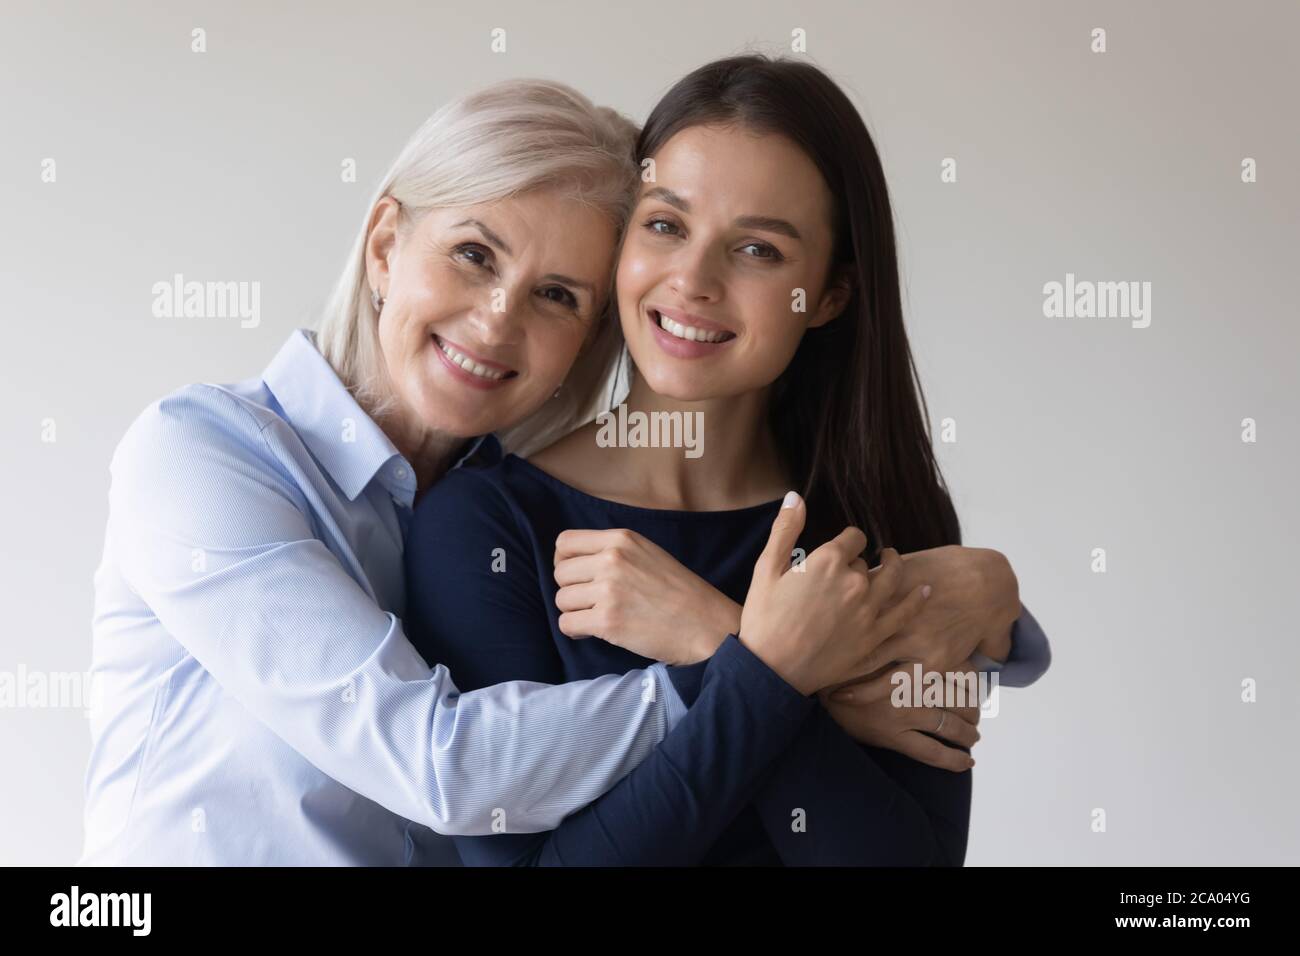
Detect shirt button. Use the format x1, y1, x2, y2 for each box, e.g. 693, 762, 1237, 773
394, 466, 409, 480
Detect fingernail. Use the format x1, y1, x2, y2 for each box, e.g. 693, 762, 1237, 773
781, 490, 800, 509
921, 584, 932, 599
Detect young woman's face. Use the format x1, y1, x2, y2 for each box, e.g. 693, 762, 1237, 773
616, 124, 848, 402
367, 188, 617, 438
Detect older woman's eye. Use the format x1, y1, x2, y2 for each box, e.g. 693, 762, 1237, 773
453, 243, 493, 269
538, 286, 579, 311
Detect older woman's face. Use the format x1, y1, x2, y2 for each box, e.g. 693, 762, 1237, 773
366, 188, 617, 438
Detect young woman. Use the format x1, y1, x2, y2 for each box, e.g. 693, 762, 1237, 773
403, 55, 1045, 865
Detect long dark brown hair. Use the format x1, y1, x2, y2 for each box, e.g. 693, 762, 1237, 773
637, 54, 961, 557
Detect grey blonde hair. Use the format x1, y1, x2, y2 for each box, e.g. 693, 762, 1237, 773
317, 79, 639, 455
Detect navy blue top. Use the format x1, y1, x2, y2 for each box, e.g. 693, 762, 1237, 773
404, 437, 972, 865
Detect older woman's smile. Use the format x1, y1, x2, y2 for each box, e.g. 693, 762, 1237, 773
431, 333, 518, 388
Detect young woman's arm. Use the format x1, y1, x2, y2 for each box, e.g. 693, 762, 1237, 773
549, 529, 1049, 792
758, 713, 972, 865
664, 673, 973, 865
554, 535, 1051, 689
403, 468, 817, 865
406, 469, 945, 865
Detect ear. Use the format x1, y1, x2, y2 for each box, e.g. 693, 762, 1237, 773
807, 265, 854, 330
364, 197, 402, 301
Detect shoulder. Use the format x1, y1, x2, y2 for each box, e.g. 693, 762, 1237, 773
523, 420, 604, 492
108, 382, 307, 532
114, 381, 280, 475
408, 458, 540, 562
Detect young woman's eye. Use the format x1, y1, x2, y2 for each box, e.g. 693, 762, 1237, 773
738, 241, 783, 261
538, 285, 579, 311
453, 243, 493, 269
644, 217, 682, 237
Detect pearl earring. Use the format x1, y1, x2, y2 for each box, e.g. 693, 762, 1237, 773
370, 288, 384, 311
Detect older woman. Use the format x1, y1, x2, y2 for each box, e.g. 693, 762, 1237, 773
80, 78, 1047, 866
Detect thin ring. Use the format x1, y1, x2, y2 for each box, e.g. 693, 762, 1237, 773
934, 710, 947, 735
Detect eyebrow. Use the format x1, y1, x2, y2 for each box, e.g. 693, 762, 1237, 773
733, 215, 802, 240
641, 187, 802, 240
643, 187, 690, 212
540, 273, 594, 297
454, 218, 513, 256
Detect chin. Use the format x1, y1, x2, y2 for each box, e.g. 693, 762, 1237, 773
404, 393, 480, 439
639, 369, 721, 404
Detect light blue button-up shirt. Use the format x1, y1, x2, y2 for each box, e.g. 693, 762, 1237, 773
80, 329, 690, 865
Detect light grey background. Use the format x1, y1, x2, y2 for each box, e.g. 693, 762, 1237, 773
2, 0, 1296, 865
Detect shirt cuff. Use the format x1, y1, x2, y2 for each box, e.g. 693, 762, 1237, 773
704, 634, 813, 724
651, 662, 691, 730
664, 658, 708, 714
989, 604, 1051, 688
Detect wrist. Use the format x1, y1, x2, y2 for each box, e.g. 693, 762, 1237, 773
735, 628, 811, 696
697, 594, 740, 662
976, 621, 1014, 663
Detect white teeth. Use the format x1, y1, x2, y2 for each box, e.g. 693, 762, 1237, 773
437, 339, 508, 380
656, 312, 731, 344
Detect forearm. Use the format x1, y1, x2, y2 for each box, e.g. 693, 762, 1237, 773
452, 636, 814, 865
139, 573, 684, 836
751, 708, 971, 865
670, 656, 971, 866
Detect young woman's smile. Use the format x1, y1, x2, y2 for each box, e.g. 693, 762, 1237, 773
645, 304, 738, 358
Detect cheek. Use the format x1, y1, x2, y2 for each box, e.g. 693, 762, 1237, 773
616, 243, 657, 298
736, 284, 809, 374
526, 323, 587, 387
395, 256, 467, 322
616, 251, 660, 335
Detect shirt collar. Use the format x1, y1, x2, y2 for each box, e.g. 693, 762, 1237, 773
262, 329, 411, 503
452, 433, 502, 471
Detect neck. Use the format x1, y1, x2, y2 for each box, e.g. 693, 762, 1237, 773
612, 371, 789, 510
373, 404, 467, 498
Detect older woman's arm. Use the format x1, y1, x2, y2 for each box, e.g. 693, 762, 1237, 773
106, 384, 712, 836
978, 603, 1051, 688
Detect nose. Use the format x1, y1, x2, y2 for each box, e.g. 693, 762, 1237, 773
667, 241, 724, 303
465, 285, 525, 348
